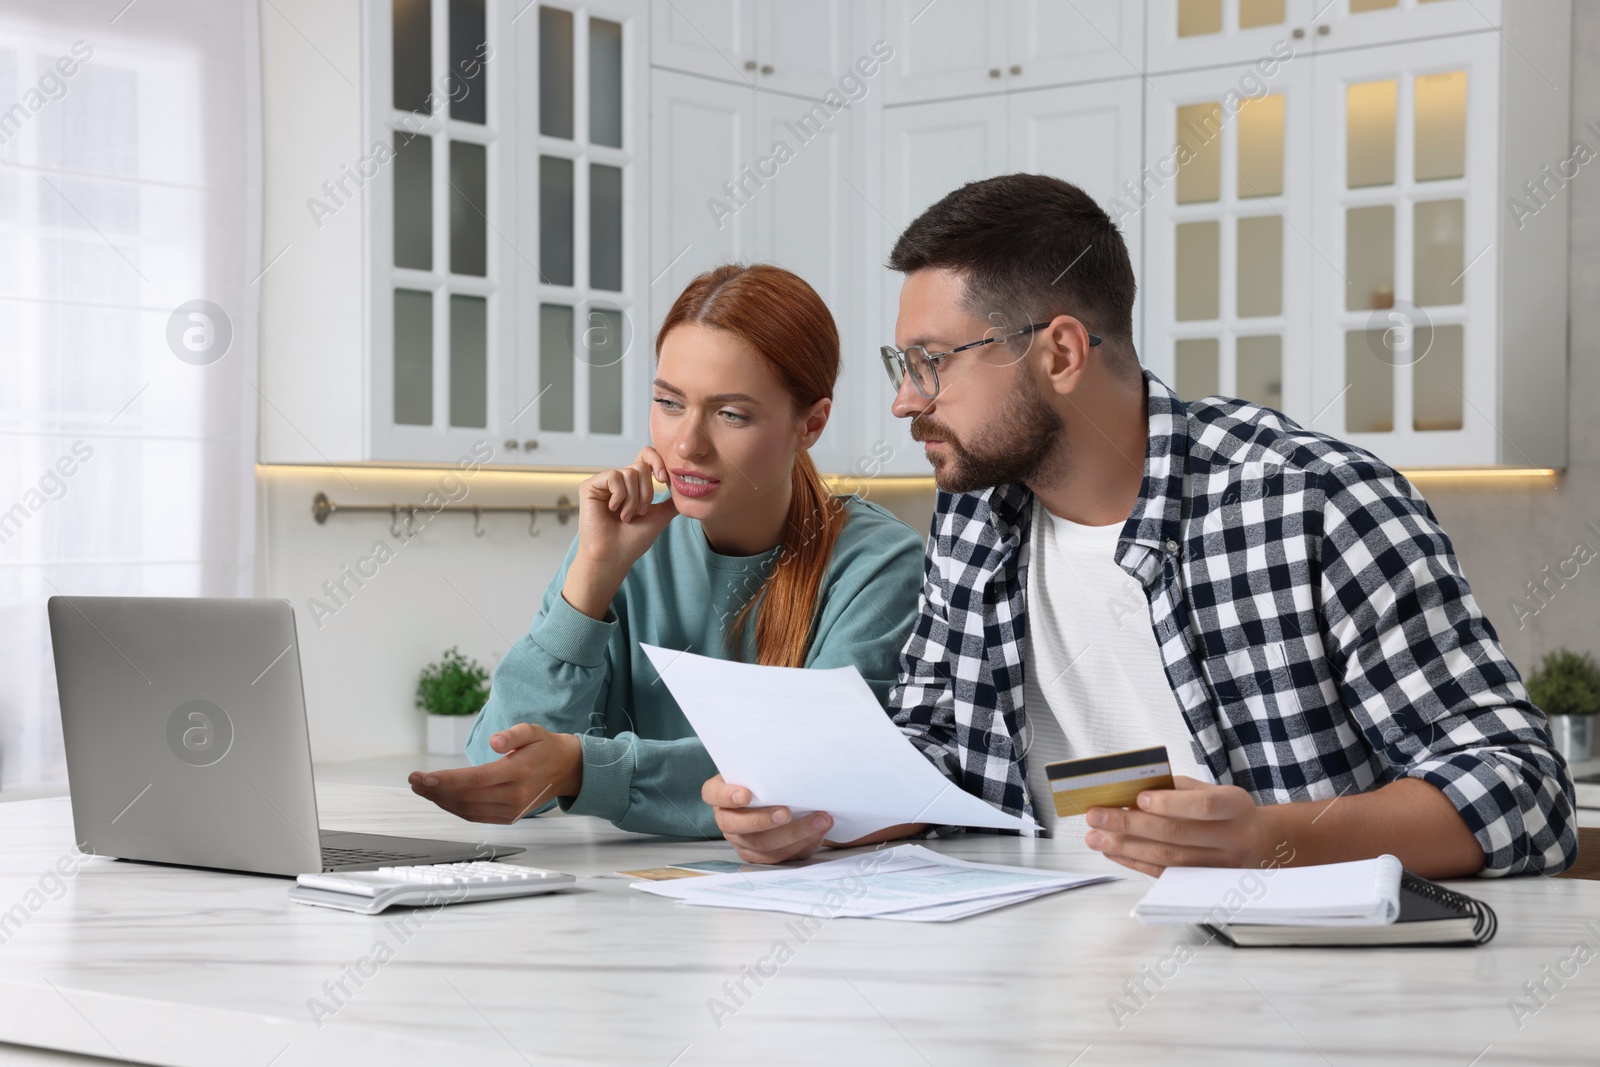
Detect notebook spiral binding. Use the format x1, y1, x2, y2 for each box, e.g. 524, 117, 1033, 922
1401, 871, 1498, 944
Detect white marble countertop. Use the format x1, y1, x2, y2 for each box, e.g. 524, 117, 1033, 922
1, 780, 1598, 1067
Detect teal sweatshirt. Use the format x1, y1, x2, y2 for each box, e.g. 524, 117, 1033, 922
464, 494, 924, 838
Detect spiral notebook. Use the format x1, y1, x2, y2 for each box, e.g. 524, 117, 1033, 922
1132, 855, 1497, 947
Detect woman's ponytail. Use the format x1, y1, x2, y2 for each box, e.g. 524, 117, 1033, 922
729, 450, 846, 667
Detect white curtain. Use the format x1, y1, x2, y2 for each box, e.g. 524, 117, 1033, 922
0, 0, 261, 790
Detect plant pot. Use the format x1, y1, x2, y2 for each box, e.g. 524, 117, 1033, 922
426, 712, 480, 756
1549, 714, 1596, 764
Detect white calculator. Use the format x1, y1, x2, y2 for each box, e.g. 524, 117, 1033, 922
289, 860, 576, 915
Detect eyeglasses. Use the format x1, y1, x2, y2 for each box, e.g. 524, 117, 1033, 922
880, 322, 1102, 401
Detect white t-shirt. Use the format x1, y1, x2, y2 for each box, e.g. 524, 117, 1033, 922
1021, 501, 1213, 835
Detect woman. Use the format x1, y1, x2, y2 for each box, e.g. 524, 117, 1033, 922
409, 264, 924, 839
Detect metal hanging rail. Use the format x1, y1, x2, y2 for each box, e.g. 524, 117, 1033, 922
311, 492, 576, 538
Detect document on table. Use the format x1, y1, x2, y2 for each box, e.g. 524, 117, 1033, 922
631, 844, 1115, 922
640, 644, 1039, 841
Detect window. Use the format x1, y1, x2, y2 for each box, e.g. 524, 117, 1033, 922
0, 7, 258, 791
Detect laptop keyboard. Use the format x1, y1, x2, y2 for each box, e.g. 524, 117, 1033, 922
321, 846, 428, 866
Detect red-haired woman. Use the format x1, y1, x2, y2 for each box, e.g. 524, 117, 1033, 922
411, 265, 923, 847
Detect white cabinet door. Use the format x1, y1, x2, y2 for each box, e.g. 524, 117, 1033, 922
872, 94, 1011, 474
1146, 0, 1313, 75
1007, 0, 1144, 89
1307, 33, 1499, 467
1142, 57, 1315, 426
649, 0, 756, 83
648, 68, 758, 353
1008, 77, 1146, 357
750, 89, 859, 473
753, 0, 850, 100
880, 0, 1009, 104
650, 1, 854, 100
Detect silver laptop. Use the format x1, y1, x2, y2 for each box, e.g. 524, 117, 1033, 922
48, 596, 524, 876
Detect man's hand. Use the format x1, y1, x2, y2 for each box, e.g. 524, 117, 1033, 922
702, 774, 833, 864
1083, 775, 1264, 877
409, 724, 583, 824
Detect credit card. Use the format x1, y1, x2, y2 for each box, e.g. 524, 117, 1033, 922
618, 860, 769, 880
1045, 745, 1174, 818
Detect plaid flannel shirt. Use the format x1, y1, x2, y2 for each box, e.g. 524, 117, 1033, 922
888, 371, 1576, 877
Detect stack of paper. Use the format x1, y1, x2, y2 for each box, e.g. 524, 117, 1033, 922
639, 645, 1040, 840
631, 845, 1115, 923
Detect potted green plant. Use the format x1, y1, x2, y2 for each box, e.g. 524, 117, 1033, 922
1526, 647, 1600, 765
416, 647, 491, 756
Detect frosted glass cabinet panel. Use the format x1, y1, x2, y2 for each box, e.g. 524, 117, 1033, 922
1309, 34, 1496, 466
1345, 79, 1397, 188
589, 18, 625, 146
392, 132, 432, 270
514, 0, 648, 468
367, 0, 507, 462
540, 6, 576, 138
1144, 58, 1313, 424
357, 0, 647, 466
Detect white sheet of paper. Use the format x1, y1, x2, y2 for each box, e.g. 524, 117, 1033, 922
640, 644, 1038, 841
632, 845, 1111, 920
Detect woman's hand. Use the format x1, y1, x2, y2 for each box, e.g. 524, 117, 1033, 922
702, 774, 833, 864
563, 447, 678, 619
408, 724, 583, 823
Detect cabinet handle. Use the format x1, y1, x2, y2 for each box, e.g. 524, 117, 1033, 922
1292, 26, 1304, 38
503, 438, 518, 452
989, 68, 1001, 78
523, 439, 539, 451
760, 63, 773, 75
743, 59, 756, 71
1317, 24, 1329, 35
1009, 64, 1021, 75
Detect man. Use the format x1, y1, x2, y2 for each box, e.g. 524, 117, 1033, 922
705, 172, 1576, 878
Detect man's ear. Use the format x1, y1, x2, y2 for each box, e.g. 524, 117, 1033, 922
797, 397, 831, 451
1040, 315, 1095, 397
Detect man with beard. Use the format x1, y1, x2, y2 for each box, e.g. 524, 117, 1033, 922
703, 173, 1575, 880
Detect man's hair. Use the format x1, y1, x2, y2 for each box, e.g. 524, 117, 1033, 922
887, 173, 1139, 374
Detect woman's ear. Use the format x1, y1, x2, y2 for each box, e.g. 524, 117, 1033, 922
797, 397, 831, 451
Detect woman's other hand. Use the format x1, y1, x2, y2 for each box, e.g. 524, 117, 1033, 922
408, 723, 582, 822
